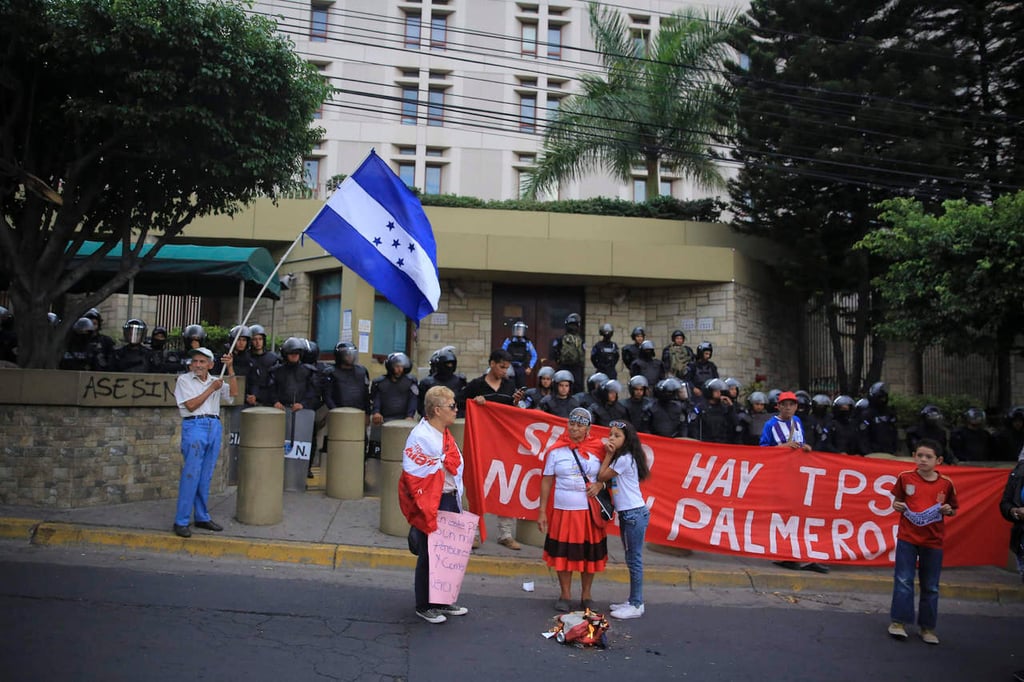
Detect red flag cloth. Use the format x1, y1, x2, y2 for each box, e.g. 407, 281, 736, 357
462, 401, 1010, 566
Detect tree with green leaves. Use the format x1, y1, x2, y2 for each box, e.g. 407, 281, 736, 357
522, 2, 736, 201
0, 0, 331, 368
858, 192, 1024, 409
725, 0, 978, 394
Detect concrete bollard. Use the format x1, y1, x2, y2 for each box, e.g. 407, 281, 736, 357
380, 419, 416, 537
326, 408, 365, 500
236, 407, 285, 525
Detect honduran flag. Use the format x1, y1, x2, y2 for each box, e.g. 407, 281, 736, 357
304, 150, 440, 323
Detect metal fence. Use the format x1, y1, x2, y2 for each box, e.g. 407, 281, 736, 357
155, 294, 204, 333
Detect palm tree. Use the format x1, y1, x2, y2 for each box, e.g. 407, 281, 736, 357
523, 3, 737, 201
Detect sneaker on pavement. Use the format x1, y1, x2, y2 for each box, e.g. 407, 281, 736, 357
920, 629, 940, 645
498, 537, 522, 550
416, 608, 447, 624
609, 601, 630, 611
611, 604, 645, 619
887, 622, 908, 640
434, 604, 468, 616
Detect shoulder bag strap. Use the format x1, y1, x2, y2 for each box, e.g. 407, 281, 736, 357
570, 448, 592, 484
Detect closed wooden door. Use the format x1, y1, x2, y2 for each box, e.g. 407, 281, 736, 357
491, 284, 584, 387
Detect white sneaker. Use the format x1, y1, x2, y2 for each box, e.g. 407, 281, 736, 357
611, 603, 645, 619
609, 601, 630, 611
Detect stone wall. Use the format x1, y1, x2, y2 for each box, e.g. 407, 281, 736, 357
0, 404, 228, 508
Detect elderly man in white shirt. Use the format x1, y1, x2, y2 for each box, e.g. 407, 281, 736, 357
173, 347, 237, 538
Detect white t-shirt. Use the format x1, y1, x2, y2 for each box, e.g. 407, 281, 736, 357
543, 446, 600, 511
609, 452, 645, 512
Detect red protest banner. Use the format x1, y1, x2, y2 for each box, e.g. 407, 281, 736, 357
462, 401, 1010, 567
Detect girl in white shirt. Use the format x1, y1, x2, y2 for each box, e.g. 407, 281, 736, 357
598, 419, 651, 619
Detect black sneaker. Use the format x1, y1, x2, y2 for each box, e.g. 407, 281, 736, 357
434, 604, 468, 616
416, 608, 447, 624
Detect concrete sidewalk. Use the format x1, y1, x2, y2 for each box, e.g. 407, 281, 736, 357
1, 487, 1022, 604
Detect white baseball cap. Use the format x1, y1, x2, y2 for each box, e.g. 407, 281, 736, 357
189, 347, 215, 361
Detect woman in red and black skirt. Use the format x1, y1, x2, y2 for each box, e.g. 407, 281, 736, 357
537, 407, 608, 611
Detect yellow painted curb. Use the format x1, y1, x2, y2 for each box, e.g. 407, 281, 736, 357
751, 571, 892, 595
0, 517, 39, 540
30, 522, 336, 567
691, 569, 752, 589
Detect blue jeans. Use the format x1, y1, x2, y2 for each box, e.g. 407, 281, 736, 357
175, 419, 222, 527
890, 539, 943, 629
618, 505, 650, 607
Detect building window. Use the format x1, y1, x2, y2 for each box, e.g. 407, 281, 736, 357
425, 147, 444, 157
631, 29, 649, 57
373, 299, 409, 355
633, 178, 646, 203
545, 96, 561, 120
303, 158, 321, 190
313, 272, 342, 355
547, 26, 562, 60
311, 5, 328, 42
398, 146, 416, 155
427, 88, 445, 126
430, 15, 447, 50
398, 162, 415, 188
404, 11, 421, 48
660, 179, 673, 197
401, 87, 418, 125
520, 94, 536, 133
425, 165, 442, 195
312, 103, 323, 120
521, 23, 537, 55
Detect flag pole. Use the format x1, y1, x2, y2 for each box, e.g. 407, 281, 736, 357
218, 229, 307, 379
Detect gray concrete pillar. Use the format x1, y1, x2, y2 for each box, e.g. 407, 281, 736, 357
380, 419, 416, 537
236, 407, 285, 525
326, 408, 365, 500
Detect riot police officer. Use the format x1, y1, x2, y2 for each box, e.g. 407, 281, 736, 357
629, 340, 664, 386
148, 326, 188, 373
112, 318, 154, 372
621, 326, 646, 371
590, 379, 629, 427
804, 394, 832, 451
216, 325, 254, 379
539, 369, 580, 419
684, 342, 719, 399
745, 391, 771, 445
649, 377, 689, 438
819, 395, 861, 455
662, 329, 695, 379
326, 341, 371, 412
905, 405, 951, 461
0, 306, 16, 363
83, 308, 115, 368
576, 371, 608, 409
590, 323, 620, 380
522, 366, 555, 409
551, 313, 585, 389
246, 323, 279, 406
858, 381, 899, 455
370, 352, 419, 448
623, 375, 654, 434
270, 337, 318, 412
502, 321, 538, 384
60, 317, 108, 371
693, 378, 737, 443
950, 407, 995, 462
418, 346, 467, 417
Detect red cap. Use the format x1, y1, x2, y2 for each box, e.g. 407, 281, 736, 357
777, 391, 798, 403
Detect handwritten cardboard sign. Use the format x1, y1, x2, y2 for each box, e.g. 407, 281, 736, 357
428, 510, 480, 605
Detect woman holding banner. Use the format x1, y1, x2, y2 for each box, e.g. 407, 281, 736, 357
538, 407, 608, 612
399, 385, 469, 624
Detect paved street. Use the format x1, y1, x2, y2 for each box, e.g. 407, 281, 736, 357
0, 542, 1021, 681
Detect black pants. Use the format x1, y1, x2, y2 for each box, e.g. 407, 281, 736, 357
412, 492, 460, 610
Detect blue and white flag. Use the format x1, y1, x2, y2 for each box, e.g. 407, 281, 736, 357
304, 151, 440, 322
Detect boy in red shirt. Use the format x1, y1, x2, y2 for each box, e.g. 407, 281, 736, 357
888, 438, 958, 645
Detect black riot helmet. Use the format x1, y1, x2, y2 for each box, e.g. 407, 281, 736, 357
385, 352, 412, 376
630, 326, 645, 342
0, 306, 11, 329
150, 326, 168, 351
794, 390, 812, 414
811, 394, 831, 415
587, 372, 609, 392
964, 407, 986, 427
832, 395, 855, 420
512, 321, 528, 339
122, 319, 147, 345
229, 325, 251, 342
639, 339, 656, 359
598, 379, 623, 404
537, 366, 555, 382
248, 324, 267, 342
724, 377, 742, 398
1007, 406, 1024, 427
47, 312, 61, 326
552, 369, 574, 388
671, 329, 685, 342
302, 339, 319, 365
281, 337, 305, 359
920, 404, 944, 425
749, 391, 768, 408
696, 341, 713, 359
434, 347, 457, 378
766, 389, 782, 412
72, 317, 96, 336
655, 377, 683, 401
564, 313, 581, 334
599, 323, 613, 340
334, 341, 357, 366
867, 381, 889, 407
628, 375, 649, 394
83, 307, 103, 329
182, 324, 206, 349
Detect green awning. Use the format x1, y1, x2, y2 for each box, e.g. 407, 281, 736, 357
68, 241, 282, 300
